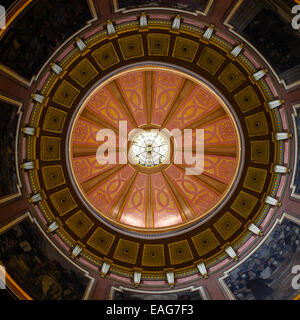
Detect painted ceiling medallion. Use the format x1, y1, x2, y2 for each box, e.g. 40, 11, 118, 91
68, 66, 242, 233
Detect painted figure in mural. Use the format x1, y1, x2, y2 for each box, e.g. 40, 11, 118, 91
0, 0, 92, 79
225, 220, 300, 300
246, 271, 274, 300
0, 221, 89, 300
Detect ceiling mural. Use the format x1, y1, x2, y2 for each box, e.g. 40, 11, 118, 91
220, 215, 300, 300
0, 0, 93, 81
0, 216, 92, 300
0, 97, 21, 204
0, 0, 299, 302
227, 0, 300, 87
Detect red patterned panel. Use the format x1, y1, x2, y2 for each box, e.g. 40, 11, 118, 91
152, 71, 183, 126
71, 119, 103, 145
120, 173, 147, 228
167, 85, 220, 131
117, 72, 147, 126
151, 172, 183, 228
202, 155, 238, 184
192, 118, 238, 145
72, 156, 118, 184
85, 86, 134, 131
87, 165, 135, 216
181, 153, 238, 184
165, 165, 220, 217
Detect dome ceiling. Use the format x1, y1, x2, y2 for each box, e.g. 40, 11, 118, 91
25, 17, 281, 277
0, 0, 299, 301
69, 66, 241, 233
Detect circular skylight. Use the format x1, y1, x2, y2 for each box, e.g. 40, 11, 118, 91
131, 131, 169, 167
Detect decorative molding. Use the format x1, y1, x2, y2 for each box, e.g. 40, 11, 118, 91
290, 104, 300, 199
109, 285, 209, 300
112, 0, 214, 17
223, 0, 300, 89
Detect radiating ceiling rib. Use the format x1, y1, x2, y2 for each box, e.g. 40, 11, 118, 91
161, 170, 196, 221
72, 144, 124, 158
107, 80, 138, 128
144, 71, 154, 125
161, 79, 197, 127
81, 164, 126, 194
175, 164, 228, 195
109, 171, 138, 220
145, 175, 154, 228
176, 144, 237, 158
80, 108, 119, 133
185, 105, 227, 129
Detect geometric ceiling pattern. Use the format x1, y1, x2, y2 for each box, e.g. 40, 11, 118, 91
70, 67, 240, 233
0, 0, 299, 301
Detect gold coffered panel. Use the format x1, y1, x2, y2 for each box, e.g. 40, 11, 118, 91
192, 228, 220, 256
113, 239, 140, 264
147, 34, 170, 56
92, 42, 120, 70
168, 240, 194, 265
118, 35, 144, 60
65, 210, 94, 239
87, 227, 115, 255
52, 80, 80, 108
41, 165, 65, 190
234, 85, 261, 113
197, 47, 225, 75
214, 212, 242, 240
243, 167, 268, 193
42, 107, 67, 133
245, 112, 269, 137
250, 140, 270, 164
231, 191, 258, 219
172, 37, 199, 62
50, 188, 77, 216
40, 136, 61, 161
218, 63, 246, 92
69, 58, 98, 88
142, 244, 165, 267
